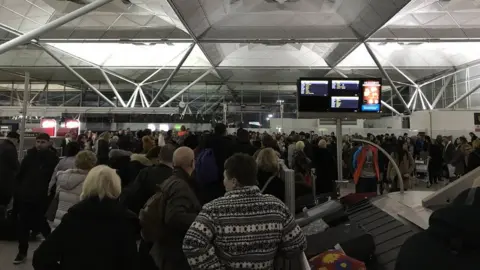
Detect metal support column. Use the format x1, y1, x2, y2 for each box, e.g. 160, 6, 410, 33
446, 83, 480, 109
431, 76, 453, 108
364, 43, 411, 114
41, 45, 116, 107
0, 0, 113, 55
336, 119, 343, 183
150, 43, 195, 106
407, 88, 418, 108
19, 72, 30, 160
223, 102, 227, 124
101, 70, 127, 107
280, 103, 284, 131
418, 88, 433, 110
381, 100, 402, 116
160, 69, 213, 108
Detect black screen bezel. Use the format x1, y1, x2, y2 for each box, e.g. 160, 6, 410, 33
297, 77, 382, 114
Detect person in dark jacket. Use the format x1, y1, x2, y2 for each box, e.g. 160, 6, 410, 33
234, 128, 256, 156
313, 139, 337, 195
128, 154, 152, 186
32, 165, 138, 270
0, 131, 19, 208
201, 124, 234, 203
120, 144, 175, 270
14, 133, 59, 264
395, 186, 480, 270
108, 136, 132, 188
96, 134, 110, 165
466, 139, 480, 174
428, 137, 444, 188
150, 147, 201, 270
256, 148, 284, 201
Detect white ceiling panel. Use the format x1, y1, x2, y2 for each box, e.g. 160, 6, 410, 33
216, 43, 335, 67
338, 42, 480, 70
47, 43, 211, 68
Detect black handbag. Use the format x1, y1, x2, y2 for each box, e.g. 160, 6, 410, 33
45, 193, 59, 222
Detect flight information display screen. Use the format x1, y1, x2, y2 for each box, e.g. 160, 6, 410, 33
297, 78, 382, 114
331, 96, 359, 110
331, 80, 360, 91
300, 80, 328, 96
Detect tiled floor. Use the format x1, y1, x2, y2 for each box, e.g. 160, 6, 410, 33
0, 180, 443, 270
0, 241, 39, 270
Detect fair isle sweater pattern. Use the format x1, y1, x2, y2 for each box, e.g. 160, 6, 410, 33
183, 186, 307, 270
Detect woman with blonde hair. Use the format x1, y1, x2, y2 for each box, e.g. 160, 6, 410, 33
33, 165, 138, 270
50, 150, 97, 228
256, 148, 284, 201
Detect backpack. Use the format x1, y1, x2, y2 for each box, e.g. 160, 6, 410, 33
139, 178, 177, 243
195, 148, 218, 185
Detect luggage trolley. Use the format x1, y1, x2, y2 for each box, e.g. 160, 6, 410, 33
415, 154, 430, 186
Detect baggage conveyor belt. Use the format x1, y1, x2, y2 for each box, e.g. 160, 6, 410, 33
346, 199, 418, 270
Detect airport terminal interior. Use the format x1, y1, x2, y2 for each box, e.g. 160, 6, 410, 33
1, 0, 480, 269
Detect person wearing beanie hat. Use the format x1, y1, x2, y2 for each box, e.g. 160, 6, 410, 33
13, 132, 59, 264
0, 131, 20, 209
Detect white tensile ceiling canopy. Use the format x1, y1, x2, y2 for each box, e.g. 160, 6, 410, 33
0, 0, 480, 104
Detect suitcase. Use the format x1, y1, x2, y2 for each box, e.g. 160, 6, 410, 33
340, 192, 377, 207
305, 222, 375, 264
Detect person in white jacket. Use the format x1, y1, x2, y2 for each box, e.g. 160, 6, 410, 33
53, 150, 97, 228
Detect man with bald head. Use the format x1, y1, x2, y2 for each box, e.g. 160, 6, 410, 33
151, 146, 201, 270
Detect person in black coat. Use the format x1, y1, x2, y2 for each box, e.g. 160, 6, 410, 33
466, 139, 480, 173
201, 124, 234, 203
0, 132, 19, 208
395, 187, 480, 270
313, 139, 337, 195
128, 154, 152, 186
428, 137, 444, 187
234, 128, 256, 156
108, 136, 133, 188
32, 166, 138, 270
14, 133, 59, 264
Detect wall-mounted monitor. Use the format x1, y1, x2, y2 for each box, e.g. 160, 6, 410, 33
297, 78, 382, 119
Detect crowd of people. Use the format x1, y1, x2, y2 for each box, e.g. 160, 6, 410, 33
0, 124, 478, 270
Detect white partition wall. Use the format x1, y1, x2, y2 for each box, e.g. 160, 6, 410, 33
409, 110, 480, 137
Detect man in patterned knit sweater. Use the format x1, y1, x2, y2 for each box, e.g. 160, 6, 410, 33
183, 153, 307, 270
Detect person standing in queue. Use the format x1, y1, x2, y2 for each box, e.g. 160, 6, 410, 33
353, 141, 380, 193
150, 146, 201, 270
183, 153, 307, 269
0, 131, 19, 212
14, 133, 59, 264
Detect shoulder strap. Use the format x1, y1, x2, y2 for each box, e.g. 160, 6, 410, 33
260, 175, 276, 194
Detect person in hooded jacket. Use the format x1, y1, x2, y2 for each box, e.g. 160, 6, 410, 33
48, 142, 81, 195
0, 131, 19, 208
120, 144, 176, 270
14, 133, 59, 264
52, 150, 97, 228
32, 165, 138, 270
128, 153, 152, 186
395, 185, 480, 270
